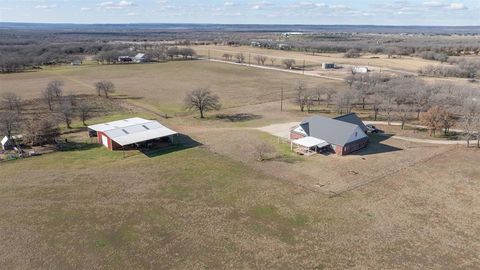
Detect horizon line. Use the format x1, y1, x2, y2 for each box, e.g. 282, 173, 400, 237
1, 22, 479, 28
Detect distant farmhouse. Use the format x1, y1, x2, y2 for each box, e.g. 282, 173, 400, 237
118, 56, 134, 63
70, 59, 82, 66
134, 53, 146, 63
277, 43, 292, 50
88, 117, 178, 151
290, 113, 368, 156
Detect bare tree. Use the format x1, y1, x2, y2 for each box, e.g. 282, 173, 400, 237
254, 142, 277, 161
396, 104, 412, 130
380, 99, 395, 125
42, 88, 55, 111
335, 89, 355, 114
295, 80, 308, 112
1, 92, 22, 113
282, 59, 296, 69
46, 80, 64, 98
184, 87, 221, 118
222, 53, 233, 61
94, 80, 115, 98
461, 97, 479, 147
78, 101, 93, 126
324, 88, 336, 108
254, 55, 267, 65
58, 101, 74, 129
270, 57, 277, 66
0, 111, 19, 138
23, 116, 60, 146
235, 53, 245, 63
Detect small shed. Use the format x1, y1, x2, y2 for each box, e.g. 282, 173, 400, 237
322, 63, 336, 69
1, 135, 21, 150
352, 66, 369, 74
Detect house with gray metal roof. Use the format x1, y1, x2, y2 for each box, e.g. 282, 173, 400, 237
334, 113, 368, 132
290, 113, 368, 155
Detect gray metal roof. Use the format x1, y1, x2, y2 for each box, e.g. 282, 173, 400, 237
334, 113, 368, 132
300, 115, 366, 146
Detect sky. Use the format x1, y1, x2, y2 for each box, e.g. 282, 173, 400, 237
0, 0, 479, 25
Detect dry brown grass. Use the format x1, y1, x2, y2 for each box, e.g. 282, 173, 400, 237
0, 60, 343, 114
0, 130, 478, 269
0, 59, 479, 269
194, 45, 446, 73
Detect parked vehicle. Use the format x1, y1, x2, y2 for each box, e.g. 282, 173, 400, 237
366, 124, 381, 133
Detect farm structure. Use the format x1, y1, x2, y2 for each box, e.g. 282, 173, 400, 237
87, 117, 178, 151
322, 63, 336, 69
1, 135, 22, 151
290, 113, 368, 156
134, 53, 146, 63
352, 66, 369, 74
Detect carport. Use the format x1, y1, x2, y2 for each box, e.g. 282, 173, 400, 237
291, 136, 330, 156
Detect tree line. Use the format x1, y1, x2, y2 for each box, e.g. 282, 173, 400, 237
0, 79, 117, 147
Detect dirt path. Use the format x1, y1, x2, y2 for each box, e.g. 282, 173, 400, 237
202, 58, 346, 82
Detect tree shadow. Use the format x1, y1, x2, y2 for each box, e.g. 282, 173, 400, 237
57, 141, 102, 152
215, 113, 262, 122
143, 134, 203, 158
112, 94, 144, 100
349, 133, 402, 156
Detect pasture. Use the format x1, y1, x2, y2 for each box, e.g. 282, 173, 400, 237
194, 45, 446, 74
0, 60, 343, 114
0, 59, 479, 269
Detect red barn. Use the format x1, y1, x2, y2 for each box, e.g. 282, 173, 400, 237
88, 117, 178, 151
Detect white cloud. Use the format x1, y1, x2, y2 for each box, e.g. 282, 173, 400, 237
98, 1, 135, 9
80, 7, 91, 11
423, 1, 444, 7
35, 4, 57, 9
446, 3, 467, 10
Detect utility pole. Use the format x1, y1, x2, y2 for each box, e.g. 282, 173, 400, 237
248, 53, 251, 65
280, 88, 284, 112
302, 59, 305, 75
208, 49, 210, 60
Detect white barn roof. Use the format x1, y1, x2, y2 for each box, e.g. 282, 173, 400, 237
88, 117, 152, 132
88, 118, 178, 146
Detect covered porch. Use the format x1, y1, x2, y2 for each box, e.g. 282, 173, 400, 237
291, 136, 330, 156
